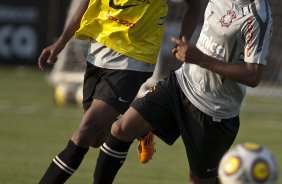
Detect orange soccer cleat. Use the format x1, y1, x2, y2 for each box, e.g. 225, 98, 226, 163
137, 132, 155, 164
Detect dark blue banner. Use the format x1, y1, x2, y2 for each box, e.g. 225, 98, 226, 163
0, 0, 69, 65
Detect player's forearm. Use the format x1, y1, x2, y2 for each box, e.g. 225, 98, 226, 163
199, 56, 264, 87
180, 0, 201, 40
172, 37, 264, 87
58, 0, 90, 46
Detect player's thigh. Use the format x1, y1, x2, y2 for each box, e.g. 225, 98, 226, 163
111, 107, 154, 142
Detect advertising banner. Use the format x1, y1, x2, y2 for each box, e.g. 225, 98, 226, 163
0, 0, 69, 65
0, 1, 49, 65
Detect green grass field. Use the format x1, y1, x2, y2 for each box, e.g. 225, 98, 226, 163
0, 66, 281, 184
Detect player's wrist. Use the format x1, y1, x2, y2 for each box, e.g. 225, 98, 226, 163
184, 46, 205, 65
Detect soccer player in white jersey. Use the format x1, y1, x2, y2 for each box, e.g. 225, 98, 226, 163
92, 0, 273, 183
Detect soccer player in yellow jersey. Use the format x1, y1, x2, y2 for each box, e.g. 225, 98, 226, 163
38, 0, 201, 183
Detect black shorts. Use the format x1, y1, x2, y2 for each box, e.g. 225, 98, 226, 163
83, 63, 152, 113
131, 72, 240, 178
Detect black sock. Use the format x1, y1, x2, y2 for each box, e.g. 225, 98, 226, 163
93, 134, 132, 184
39, 140, 89, 184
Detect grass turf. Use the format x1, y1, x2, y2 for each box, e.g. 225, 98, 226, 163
0, 66, 281, 184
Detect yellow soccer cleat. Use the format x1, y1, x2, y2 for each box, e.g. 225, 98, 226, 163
137, 132, 155, 164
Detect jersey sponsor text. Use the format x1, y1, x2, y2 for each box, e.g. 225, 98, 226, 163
107, 10, 135, 28
198, 22, 225, 58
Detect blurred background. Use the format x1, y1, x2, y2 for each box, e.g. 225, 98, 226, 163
1, 0, 281, 96
0, 0, 281, 183
0, 0, 70, 65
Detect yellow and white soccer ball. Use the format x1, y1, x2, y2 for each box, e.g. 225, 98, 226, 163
219, 142, 279, 184
54, 82, 78, 106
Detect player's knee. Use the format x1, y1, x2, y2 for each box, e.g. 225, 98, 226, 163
72, 131, 93, 147
72, 127, 99, 147
110, 119, 136, 142
111, 121, 122, 137
73, 118, 107, 146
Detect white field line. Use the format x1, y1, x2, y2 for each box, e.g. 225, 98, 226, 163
241, 104, 282, 130
246, 86, 282, 98
241, 104, 282, 114
254, 121, 282, 130
0, 101, 82, 118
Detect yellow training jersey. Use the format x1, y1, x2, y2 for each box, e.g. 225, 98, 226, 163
75, 0, 168, 64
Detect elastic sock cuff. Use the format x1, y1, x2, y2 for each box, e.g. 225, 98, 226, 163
106, 134, 133, 152
68, 140, 89, 154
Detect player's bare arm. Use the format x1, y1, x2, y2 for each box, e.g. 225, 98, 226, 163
38, 0, 90, 70
179, 0, 201, 40
172, 36, 265, 88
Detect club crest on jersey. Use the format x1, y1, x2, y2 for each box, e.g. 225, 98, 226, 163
220, 10, 236, 27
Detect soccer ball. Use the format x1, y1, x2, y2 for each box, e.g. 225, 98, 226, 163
54, 82, 78, 106
219, 142, 279, 184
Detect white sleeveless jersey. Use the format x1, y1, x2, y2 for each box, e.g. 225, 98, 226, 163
175, 0, 272, 119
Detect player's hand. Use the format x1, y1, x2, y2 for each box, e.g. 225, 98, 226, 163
171, 36, 205, 65
38, 40, 64, 70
